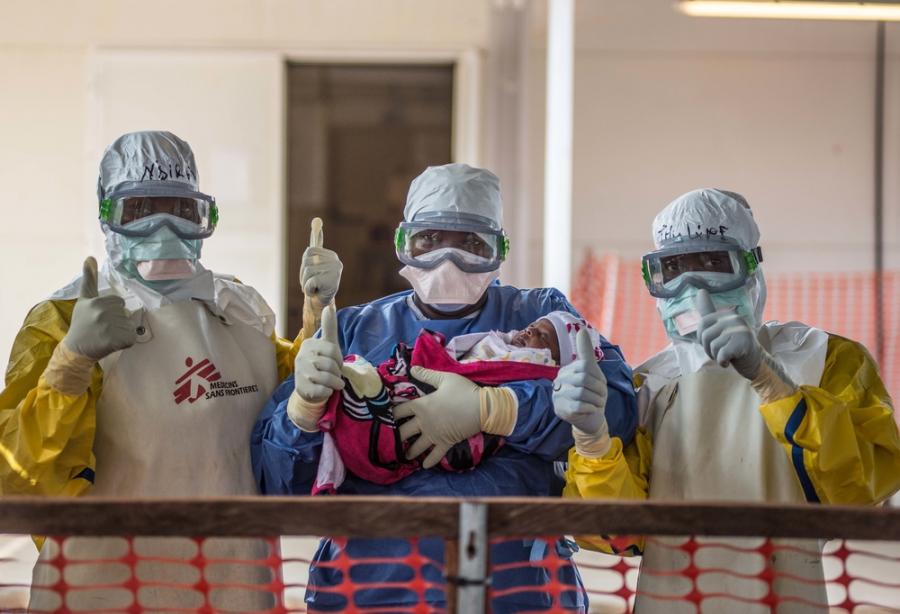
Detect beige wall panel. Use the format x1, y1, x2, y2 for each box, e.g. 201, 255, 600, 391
87, 50, 286, 330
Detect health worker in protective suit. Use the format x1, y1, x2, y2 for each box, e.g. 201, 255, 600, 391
252, 163, 639, 613
553, 188, 900, 613
0, 131, 342, 611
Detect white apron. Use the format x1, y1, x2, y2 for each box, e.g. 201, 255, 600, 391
29, 297, 279, 613
635, 322, 831, 614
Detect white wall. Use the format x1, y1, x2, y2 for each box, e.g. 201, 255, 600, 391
0, 48, 89, 358
0, 0, 491, 357
3, 0, 899, 365
518, 1, 900, 290
87, 49, 287, 326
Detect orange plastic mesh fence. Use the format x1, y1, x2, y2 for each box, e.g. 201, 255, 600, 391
1, 535, 447, 613
571, 536, 900, 613
2, 534, 900, 612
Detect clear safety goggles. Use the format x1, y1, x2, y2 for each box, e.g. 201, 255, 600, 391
642, 239, 763, 299
99, 188, 218, 240
395, 221, 509, 273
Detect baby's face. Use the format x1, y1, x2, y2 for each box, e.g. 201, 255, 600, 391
510, 319, 560, 364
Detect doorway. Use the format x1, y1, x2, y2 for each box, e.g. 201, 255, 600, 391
285, 63, 454, 334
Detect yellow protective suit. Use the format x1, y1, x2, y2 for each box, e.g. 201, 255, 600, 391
0, 296, 302, 500
564, 334, 900, 554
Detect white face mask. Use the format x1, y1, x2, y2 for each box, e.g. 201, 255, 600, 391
399, 259, 499, 306
136, 259, 198, 281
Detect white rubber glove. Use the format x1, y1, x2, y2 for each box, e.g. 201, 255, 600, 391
552, 328, 610, 457
695, 288, 797, 402
694, 288, 763, 379
289, 303, 345, 431
301, 245, 343, 309
44, 257, 137, 395
395, 367, 518, 469
63, 257, 137, 360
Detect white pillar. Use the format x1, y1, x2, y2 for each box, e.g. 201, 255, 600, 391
543, 0, 575, 294
484, 0, 531, 289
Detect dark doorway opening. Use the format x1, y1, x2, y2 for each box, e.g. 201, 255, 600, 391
285, 63, 454, 334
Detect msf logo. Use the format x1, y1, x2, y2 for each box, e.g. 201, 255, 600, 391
173, 357, 222, 405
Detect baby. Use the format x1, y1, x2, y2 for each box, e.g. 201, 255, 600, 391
307, 311, 605, 493
446, 310, 603, 366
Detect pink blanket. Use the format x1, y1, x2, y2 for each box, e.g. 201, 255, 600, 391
313, 330, 559, 493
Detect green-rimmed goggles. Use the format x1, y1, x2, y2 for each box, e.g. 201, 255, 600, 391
642, 238, 763, 299
99, 187, 218, 240
395, 221, 509, 273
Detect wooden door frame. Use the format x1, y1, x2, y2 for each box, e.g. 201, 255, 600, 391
280, 48, 483, 325
282, 48, 482, 165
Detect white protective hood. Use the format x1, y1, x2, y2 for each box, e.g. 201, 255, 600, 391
97, 131, 205, 272
404, 163, 503, 230
651, 188, 768, 374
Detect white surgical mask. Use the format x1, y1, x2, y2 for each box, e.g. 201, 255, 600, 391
400, 259, 499, 306
136, 259, 198, 281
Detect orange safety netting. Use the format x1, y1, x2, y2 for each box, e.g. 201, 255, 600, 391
2, 535, 900, 612
570, 252, 900, 405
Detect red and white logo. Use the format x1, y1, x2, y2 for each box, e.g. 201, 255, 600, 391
173, 357, 222, 404
172, 356, 261, 405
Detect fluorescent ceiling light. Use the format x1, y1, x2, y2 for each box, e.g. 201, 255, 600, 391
678, 1, 900, 20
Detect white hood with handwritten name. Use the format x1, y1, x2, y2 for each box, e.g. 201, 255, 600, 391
652, 188, 768, 374
97, 130, 199, 200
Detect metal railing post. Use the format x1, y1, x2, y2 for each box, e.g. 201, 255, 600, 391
455, 501, 488, 614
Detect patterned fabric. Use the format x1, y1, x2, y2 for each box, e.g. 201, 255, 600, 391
449, 330, 556, 365
313, 330, 560, 493
543, 311, 605, 366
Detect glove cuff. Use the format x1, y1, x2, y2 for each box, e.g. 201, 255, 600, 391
479, 387, 518, 436
572, 424, 611, 458
751, 351, 798, 404
303, 294, 326, 324
287, 390, 328, 432
44, 342, 97, 396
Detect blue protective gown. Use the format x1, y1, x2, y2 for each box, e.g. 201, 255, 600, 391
252, 285, 638, 612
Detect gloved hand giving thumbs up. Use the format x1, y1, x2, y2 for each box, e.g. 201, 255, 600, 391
694, 288, 797, 402
301, 218, 343, 311
63, 257, 137, 360
288, 303, 345, 432
552, 329, 611, 457
44, 257, 136, 396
